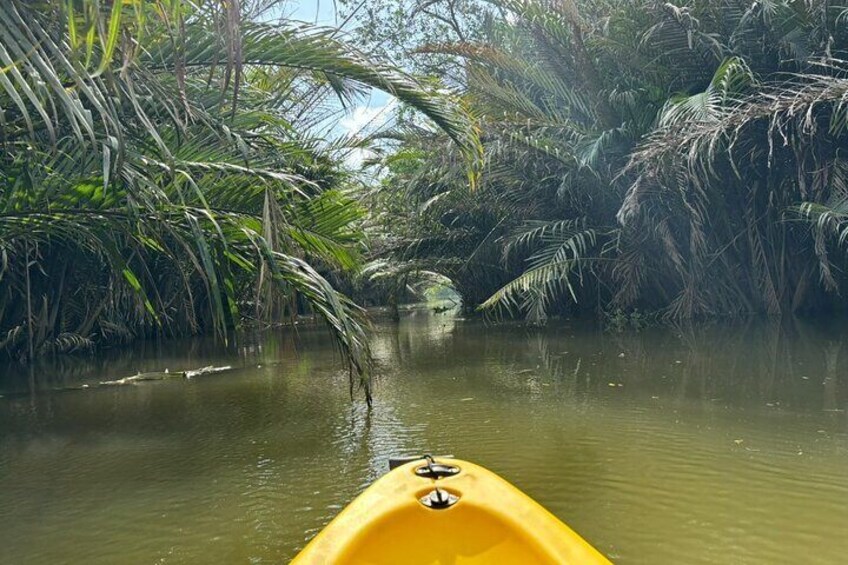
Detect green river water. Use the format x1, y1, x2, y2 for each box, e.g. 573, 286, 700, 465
0, 309, 846, 564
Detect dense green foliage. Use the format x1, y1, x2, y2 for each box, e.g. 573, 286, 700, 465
0, 0, 481, 402
8, 0, 848, 402
367, 0, 848, 322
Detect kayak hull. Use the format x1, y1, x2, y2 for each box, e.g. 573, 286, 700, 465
292, 458, 611, 564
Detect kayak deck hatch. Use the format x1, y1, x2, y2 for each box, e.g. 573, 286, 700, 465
292, 456, 611, 564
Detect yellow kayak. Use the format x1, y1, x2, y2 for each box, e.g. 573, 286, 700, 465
292, 456, 611, 564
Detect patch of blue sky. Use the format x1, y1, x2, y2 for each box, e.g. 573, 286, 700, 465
261, 1, 395, 168
287, 0, 340, 26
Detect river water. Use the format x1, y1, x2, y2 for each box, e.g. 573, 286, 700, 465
0, 309, 846, 564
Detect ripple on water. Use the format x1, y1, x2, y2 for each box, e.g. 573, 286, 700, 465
1, 317, 848, 564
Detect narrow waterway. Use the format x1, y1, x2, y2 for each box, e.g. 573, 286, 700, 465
1, 310, 846, 563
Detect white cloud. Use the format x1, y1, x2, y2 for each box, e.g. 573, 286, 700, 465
338, 98, 397, 169
343, 147, 375, 170
338, 98, 398, 137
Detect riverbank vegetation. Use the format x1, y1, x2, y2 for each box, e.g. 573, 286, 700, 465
0, 0, 482, 401
362, 0, 848, 323
5, 1, 848, 403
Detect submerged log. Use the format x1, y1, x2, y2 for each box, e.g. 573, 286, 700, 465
184, 365, 232, 379
99, 365, 233, 386
99, 372, 175, 386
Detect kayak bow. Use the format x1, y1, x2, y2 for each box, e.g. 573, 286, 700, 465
292, 456, 611, 564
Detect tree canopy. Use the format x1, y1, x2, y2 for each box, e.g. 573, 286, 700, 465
6, 0, 848, 403
365, 0, 848, 322
0, 0, 481, 403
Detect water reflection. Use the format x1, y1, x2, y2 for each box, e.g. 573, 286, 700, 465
0, 313, 846, 564
367, 316, 848, 414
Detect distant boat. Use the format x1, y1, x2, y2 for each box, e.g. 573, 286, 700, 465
292, 456, 611, 564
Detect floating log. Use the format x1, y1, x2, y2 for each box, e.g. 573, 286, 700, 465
99, 365, 233, 386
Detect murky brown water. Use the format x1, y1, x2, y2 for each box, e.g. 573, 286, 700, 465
1, 310, 846, 563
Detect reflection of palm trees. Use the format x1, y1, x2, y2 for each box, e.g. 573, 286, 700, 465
522, 319, 846, 412
823, 341, 840, 414
370, 308, 458, 368
15, 310, 848, 420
